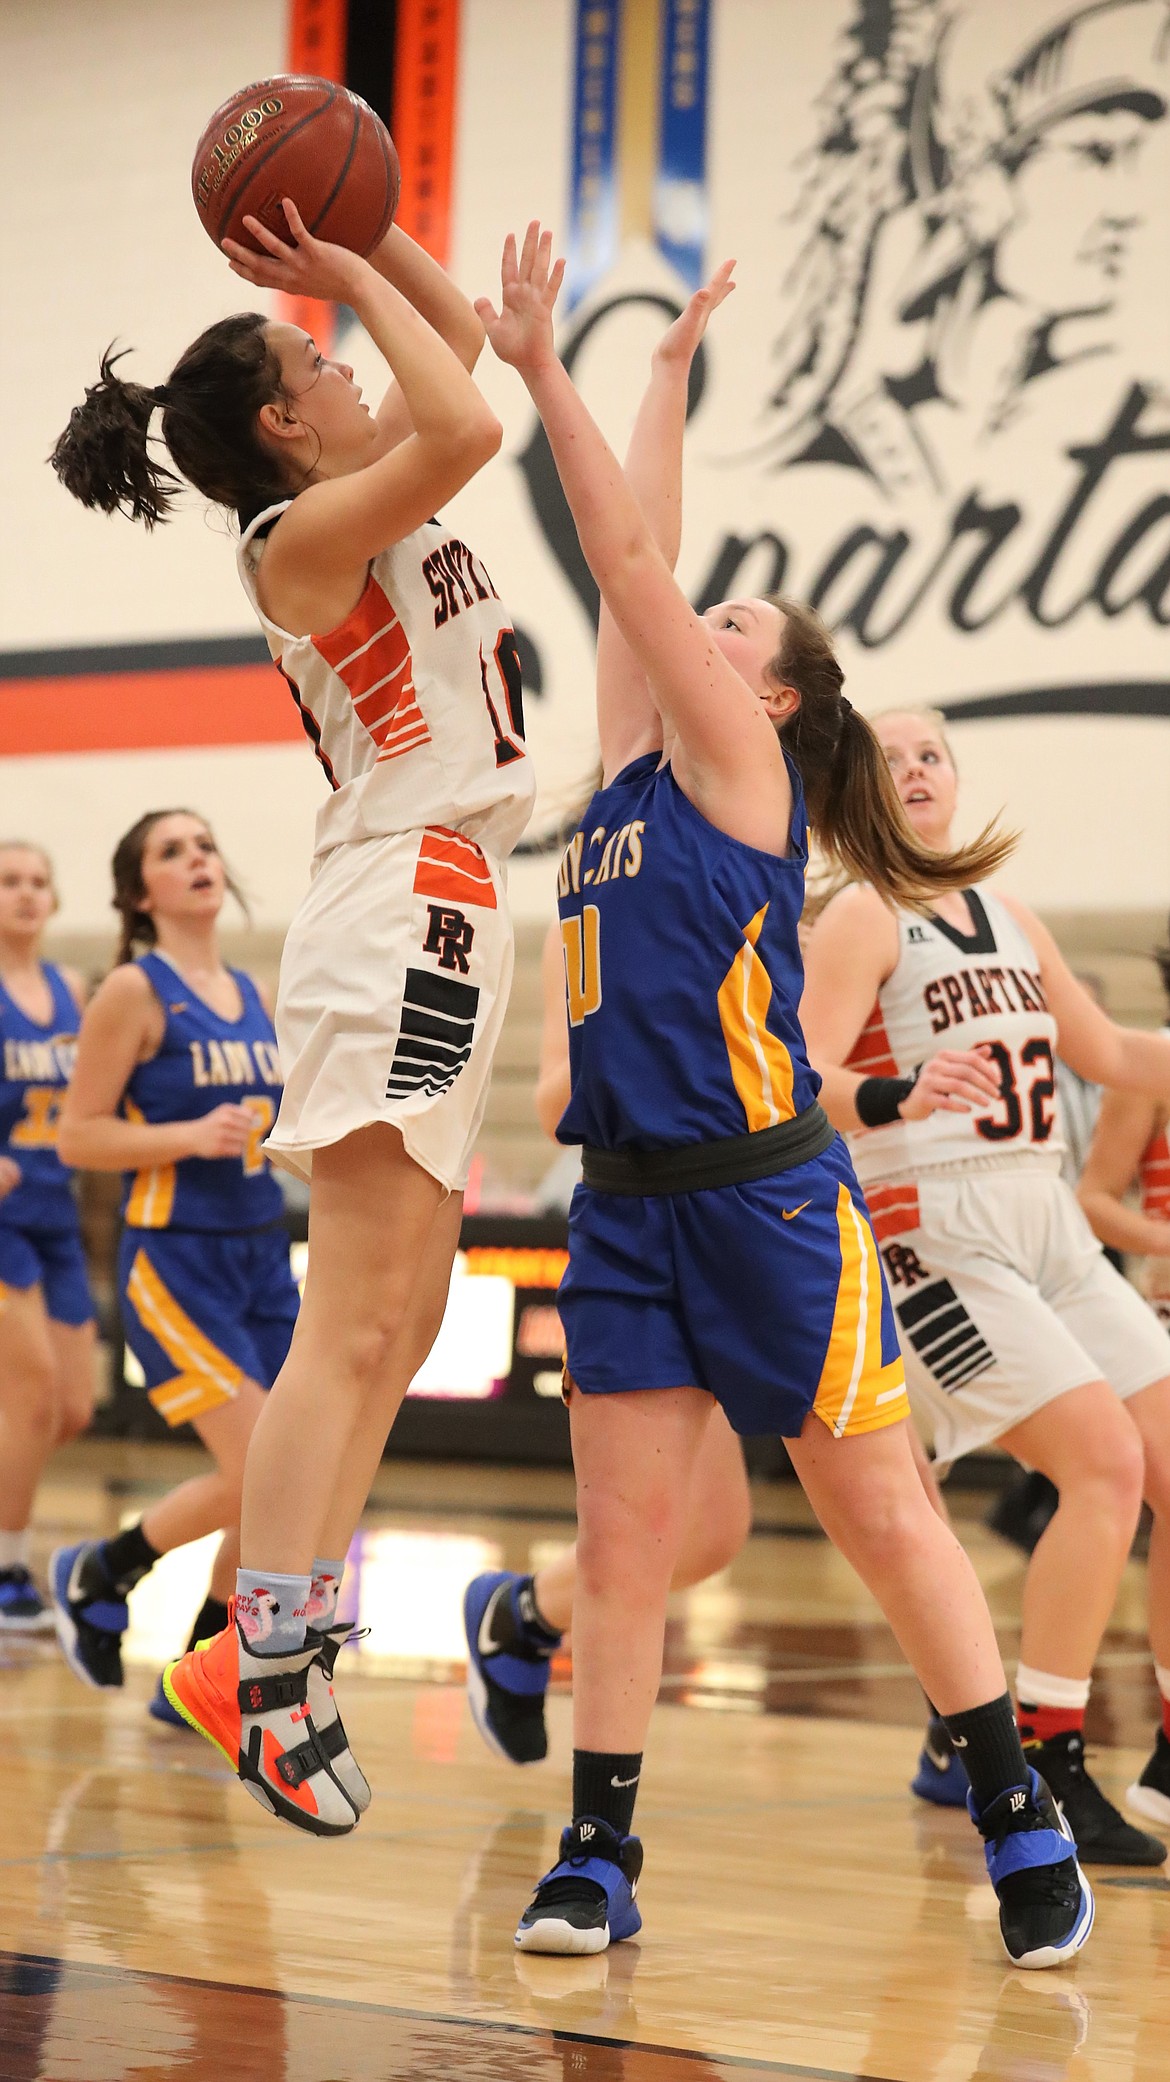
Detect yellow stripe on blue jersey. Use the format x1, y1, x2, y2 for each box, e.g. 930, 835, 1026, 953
717, 904, 796, 1131
123, 1098, 177, 1229
125, 1247, 242, 1426
813, 1185, 909, 1437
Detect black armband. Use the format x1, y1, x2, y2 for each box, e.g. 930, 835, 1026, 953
854, 1074, 917, 1128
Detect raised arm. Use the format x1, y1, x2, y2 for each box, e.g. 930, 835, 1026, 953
596, 269, 735, 781
364, 223, 487, 445
224, 201, 500, 592
477, 224, 788, 854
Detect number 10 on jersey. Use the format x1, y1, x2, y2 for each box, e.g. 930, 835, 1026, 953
562, 908, 601, 1026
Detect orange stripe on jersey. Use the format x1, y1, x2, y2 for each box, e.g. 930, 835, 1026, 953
864, 1182, 921, 1244
313, 576, 431, 760
717, 905, 796, 1131
1141, 1128, 1170, 1220
846, 1002, 899, 1076
413, 827, 498, 910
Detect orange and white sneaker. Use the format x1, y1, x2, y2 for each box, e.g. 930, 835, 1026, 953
163, 1605, 358, 1836
307, 1623, 372, 1816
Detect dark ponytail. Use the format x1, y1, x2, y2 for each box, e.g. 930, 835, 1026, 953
765, 597, 1016, 908
51, 315, 294, 531
112, 809, 248, 965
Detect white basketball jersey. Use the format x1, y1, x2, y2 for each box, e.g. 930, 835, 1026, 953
238, 504, 535, 859
846, 888, 1063, 1187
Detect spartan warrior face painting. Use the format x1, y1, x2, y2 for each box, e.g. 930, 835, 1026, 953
765, 0, 1170, 498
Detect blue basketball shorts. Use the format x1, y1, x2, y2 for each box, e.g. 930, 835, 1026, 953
0, 1220, 94, 1327
558, 1136, 910, 1439
118, 1224, 300, 1428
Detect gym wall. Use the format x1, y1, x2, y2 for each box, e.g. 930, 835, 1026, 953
4, 0, 1169, 948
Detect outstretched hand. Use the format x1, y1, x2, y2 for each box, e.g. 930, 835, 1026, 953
475, 222, 565, 376
653, 260, 737, 369
222, 197, 363, 306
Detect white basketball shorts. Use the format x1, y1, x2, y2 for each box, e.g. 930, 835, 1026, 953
863, 1163, 1170, 1469
266, 825, 513, 1194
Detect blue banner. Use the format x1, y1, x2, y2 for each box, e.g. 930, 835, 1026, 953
654, 0, 711, 290
567, 2, 623, 311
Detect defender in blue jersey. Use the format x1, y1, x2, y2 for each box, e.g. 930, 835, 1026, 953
50, 812, 305, 1725
475, 223, 1093, 1971
0, 844, 95, 1633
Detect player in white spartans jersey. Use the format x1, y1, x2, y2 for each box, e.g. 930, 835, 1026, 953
800, 707, 1170, 1867
53, 202, 532, 1833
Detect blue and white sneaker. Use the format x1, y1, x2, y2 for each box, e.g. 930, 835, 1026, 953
147, 1672, 189, 1726
515, 1817, 643, 1955
911, 1718, 969, 1807
49, 1542, 128, 1688
0, 1565, 54, 1634
972, 1767, 1094, 1969
464, 1570, 560, 1765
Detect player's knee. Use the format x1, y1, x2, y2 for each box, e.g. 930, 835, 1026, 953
4, 1359, 58, 1439
334, 1299, 412, 1391
1063, 1420, 1145, 1531
672, 1482, 751, 1588
577, 1488, 681, 1592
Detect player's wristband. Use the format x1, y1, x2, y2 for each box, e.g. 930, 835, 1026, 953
854, 1074, 917, 1128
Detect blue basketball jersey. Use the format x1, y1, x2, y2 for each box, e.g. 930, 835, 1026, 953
556, 753, 821, 1150
0, 962, 81, 1230
122, 952, 285, 1232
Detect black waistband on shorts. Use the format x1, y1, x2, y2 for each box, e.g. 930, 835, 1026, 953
580, 1102, 835, 1197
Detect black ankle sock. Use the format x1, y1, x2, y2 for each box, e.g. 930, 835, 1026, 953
93, 1522, 161, 1597
490, 1575, 562, 1657
184, 1595, 230, 1654
572, 1750, 642, 1837
943, 1692, 1029, 1814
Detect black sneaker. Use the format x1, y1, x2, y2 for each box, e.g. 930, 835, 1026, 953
49, 1542, 127, 1688
1126, 1726, 1170, 1831
0, 1565, 53, 1634
985, 1470, 1059, 1554
515, 1817, 643, 1955
464, 1570, 559, 1765
972, 1768, 1094, 1969
1026, 1729, 1166, 1866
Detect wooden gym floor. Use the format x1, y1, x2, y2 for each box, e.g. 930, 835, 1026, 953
2, 1443, 1168, 2081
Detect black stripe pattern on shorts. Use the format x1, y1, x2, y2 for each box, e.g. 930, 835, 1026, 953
894, 1279, 995, 1393
386, 969, 480, 1101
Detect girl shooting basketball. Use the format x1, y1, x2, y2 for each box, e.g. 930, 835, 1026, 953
0, 845, 94, 1634
475, 223, 1091, 1970
53, 209, 533, 1833
801, 708, 1170, 1866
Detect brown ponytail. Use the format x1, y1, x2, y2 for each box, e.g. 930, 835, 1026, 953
765, 597, 1016, 908
50, 315, 294, 531
111, 810, 249, 965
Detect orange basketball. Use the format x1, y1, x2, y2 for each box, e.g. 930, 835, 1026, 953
191, 76, 400, 258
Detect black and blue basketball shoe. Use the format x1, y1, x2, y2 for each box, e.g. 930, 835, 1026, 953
972, 1767, 1094, 1969
515, 1817, 643, 1954
463, 1569, 560, 1765
910, 1715, 969, 1807
49, 1542, 128, 1688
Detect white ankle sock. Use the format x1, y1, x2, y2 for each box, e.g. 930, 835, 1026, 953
0, 1529, 31, 1571
1015, 1664, 1091, 1710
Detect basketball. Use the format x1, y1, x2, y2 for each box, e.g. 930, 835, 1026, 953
191, 75, 400, 258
